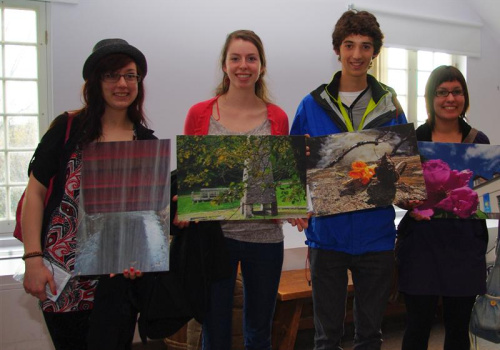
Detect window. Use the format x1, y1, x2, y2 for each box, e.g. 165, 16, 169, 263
376, 47, 466, 126
0, 0, 47, 257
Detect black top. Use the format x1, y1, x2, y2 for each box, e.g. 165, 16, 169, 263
415, 117, 490, 144
397, 120, 489, 296
28, 112, 156, 245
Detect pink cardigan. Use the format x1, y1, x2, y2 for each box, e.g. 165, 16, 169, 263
184, 96, 289, 136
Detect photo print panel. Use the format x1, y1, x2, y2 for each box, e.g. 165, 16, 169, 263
75, 139, 171, 275
307, 124, 426, 216
415, 141, 500, 220
176, 135, 307, 221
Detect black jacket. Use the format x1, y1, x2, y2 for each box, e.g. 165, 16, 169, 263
136, 170, 231, 342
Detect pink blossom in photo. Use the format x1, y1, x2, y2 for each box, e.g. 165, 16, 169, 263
414, 159, 478, 219
435, 187, 479, 219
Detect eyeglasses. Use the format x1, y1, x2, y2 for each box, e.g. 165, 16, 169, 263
102, 72, 142, 83
435, 89, 464, 97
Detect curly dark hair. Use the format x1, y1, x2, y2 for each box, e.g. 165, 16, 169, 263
332, 10, 384, 56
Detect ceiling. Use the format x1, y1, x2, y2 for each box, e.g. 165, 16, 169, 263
467, 0, 500, 45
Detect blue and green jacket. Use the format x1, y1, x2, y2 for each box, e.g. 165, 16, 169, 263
290, 72, 407, 254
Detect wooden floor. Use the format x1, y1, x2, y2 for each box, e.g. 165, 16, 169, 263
133, 315, 499, 350
293, 314, 499, 350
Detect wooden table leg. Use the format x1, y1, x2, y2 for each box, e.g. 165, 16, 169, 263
272, 298, 305, 350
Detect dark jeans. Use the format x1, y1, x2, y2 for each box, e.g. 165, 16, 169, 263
87, 276, 138, 350
402, 293, 476, 350
202, 238, 283, 350
43, 310, 92, 350
309, 248, 394, 350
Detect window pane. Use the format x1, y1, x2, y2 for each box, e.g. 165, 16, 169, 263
8, 116, 39, 148
417, 71, 431, 96
0, 187, 6, 220
417, 96, 428, 124
0, 46, 3, 78
8, 151, 31, 183
5, 81, 39, 114
4, 9, 37, 43
0, 118, 4, 148
396, 95, 408, 117
9, 186, 25, 219
388, 69, 407, 95
0, 153, 5, 184
434, 52, 452, 67
418, 51, 434, 71
5, 45, 38, 78
387, 48, 407, 69
0, 83, 4, 113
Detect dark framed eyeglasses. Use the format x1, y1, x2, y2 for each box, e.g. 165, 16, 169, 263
102, 72, 142, 83
435, 89, 464, 98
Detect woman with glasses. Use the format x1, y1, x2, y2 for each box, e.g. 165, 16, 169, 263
21, 38, 155, 350
396, 65, 489, 350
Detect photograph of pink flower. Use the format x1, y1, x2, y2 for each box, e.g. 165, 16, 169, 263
415, 142, 500, 219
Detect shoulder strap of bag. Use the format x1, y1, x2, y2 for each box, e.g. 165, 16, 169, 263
14, 112, 76, 242
64, 111, 76, 142
463, 128, 478, 144
44, 112, 75, 203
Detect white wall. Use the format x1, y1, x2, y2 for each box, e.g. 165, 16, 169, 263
2, 1, 499, 348
48, 0, 500, 254
467, 20, 500, 145
49, 0, 500, 145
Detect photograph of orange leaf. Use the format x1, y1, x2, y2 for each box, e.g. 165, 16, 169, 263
307, 124, 426, 216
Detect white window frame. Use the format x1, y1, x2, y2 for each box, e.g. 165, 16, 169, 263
374, 47, 466, 126
0, 0, 49, 259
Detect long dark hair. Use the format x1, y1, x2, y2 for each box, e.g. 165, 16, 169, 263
76, 53, 147, 145
425, 65, 469, 129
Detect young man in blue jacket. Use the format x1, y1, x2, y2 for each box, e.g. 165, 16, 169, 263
290, 10, 407, 350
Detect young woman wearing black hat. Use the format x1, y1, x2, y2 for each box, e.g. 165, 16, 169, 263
21, 38, 155, 350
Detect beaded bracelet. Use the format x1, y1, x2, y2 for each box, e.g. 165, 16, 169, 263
22, 251, 44, 261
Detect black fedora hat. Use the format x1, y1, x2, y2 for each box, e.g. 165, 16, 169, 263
82, 38, 147, 80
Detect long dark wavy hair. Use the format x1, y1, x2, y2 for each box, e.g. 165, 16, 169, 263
215, 30, 272, 104
76, 53, 147, 145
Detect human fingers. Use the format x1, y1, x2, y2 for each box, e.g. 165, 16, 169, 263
47, 274, 57, 296
296, 218, 308, 232
24, 262, 51, 301
127, 267, 139, 280
409, 210, 430, 221
305, 134, 311, 156
173, 212, 190, 228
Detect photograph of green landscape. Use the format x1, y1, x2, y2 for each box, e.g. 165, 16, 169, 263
177, 135, 307, 221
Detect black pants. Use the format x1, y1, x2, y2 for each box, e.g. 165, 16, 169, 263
402, 293, 476, 350
87, 276, 138, 350
43, 310, 92, 350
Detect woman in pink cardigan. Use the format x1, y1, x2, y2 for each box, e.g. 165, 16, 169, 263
183, 30, 296, 350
